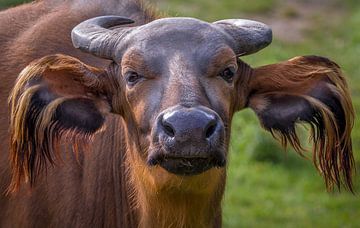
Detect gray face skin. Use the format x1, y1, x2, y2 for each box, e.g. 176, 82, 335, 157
120, 19, 235, 174
71, 16, 272, 175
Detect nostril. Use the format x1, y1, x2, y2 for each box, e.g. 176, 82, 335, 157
162, 121, 175, 137
205, 120, 217, 139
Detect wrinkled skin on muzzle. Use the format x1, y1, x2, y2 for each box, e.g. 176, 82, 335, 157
149, 105, 226, 175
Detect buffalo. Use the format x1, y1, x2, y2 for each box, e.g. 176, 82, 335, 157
0, 0, 354, 227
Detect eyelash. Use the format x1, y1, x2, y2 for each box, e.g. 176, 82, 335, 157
219, 66, 236, 83
125, 71, 143, 86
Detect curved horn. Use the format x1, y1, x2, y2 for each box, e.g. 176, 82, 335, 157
71, 16, 135, 60
213, 19, 272, 56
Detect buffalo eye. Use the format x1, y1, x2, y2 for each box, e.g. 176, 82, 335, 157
219, 66, 236, 83
125, 71, 143, 86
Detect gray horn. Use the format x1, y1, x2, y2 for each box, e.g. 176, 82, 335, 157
71, 16, 135, 60
213, 19, 272, 56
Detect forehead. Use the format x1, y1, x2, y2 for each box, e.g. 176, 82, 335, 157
132, 18, 229, 52
123, 18, 234, 66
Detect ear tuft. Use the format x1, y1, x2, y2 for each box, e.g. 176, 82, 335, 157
249, 56, 355, 192
8, 54, 111, 193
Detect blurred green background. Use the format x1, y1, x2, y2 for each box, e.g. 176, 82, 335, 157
1, 0, 359, 227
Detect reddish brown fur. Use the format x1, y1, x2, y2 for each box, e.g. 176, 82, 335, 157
0, 1, 355, 228
0, 1, 155, 227
6, 54, 227, 227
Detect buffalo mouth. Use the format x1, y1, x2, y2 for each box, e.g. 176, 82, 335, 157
148, 105, 227, 175
147, 153, 226, 176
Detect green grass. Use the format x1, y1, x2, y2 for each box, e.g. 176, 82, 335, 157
2, 0, 360, 227
153, 0, 275, 21
0, 0, 29, 7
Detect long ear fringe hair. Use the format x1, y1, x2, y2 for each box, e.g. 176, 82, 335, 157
7, 54, 104, 193
262, 57, 355, 192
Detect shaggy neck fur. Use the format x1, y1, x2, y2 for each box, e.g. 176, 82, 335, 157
124, 135, 225, 228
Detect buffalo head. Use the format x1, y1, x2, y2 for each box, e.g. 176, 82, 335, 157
70, 16, 271, 177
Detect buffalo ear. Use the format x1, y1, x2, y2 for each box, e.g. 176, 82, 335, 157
8, 54, 119, 192
247, 56, 355, 191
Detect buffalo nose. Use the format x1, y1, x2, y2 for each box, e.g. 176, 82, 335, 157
150, 106, 226, 174
160, 108, 219, 142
